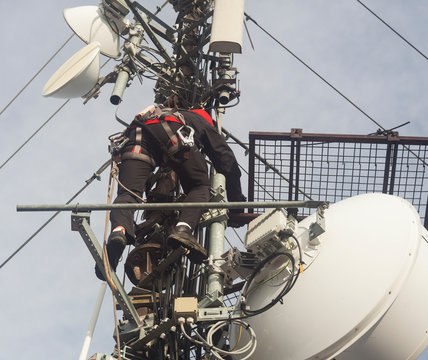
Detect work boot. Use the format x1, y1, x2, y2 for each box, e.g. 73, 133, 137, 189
95, 231, 127, 280
167, 225, 207, 264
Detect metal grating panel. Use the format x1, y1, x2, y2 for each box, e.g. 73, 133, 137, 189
248, 130, 428, 226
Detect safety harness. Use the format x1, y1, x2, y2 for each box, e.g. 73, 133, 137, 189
132, 106, 196, 165
109, 106, 197, 166
121, 126, 157, 166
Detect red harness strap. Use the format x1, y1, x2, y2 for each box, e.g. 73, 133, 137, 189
139, 109, 213, 127
143, 116, 183, 125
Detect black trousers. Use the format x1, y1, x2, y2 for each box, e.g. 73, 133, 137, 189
110, 122, 210, 241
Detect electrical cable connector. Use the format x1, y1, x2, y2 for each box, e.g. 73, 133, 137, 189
240, 296, 247, 311
174, 297, 198, 322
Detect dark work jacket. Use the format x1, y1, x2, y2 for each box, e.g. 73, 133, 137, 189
127, 108, 244, 201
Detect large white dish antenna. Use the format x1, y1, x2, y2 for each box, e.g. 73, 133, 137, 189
42, 42, 100, 98
64, 6, 120, 58
231, 193, 428, 360
335, 226, 428, 360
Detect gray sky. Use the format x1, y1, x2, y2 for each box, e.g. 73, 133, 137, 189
0, 0, 427, 359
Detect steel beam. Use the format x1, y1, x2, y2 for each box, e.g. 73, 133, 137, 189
71, 213, 142, 327
17, 200, 326, 212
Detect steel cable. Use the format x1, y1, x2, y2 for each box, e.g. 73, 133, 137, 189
0, 34, 74, 117
0, 59, 111, 171
356, 0, 428, 62
244, 13, 428, 174
0, 99, 70, 170
244, 12, 386, 132
0, 159, 111, 269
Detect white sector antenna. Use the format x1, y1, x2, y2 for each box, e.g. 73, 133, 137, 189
209, 0, 245, 53
63, 6, 120, 58
42, 42, 101, 98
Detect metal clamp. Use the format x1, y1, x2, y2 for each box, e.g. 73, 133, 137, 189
309, 203, 328, 241
176, 126, 195, 147
109, 137, 129, 155
199, 208, 228, 227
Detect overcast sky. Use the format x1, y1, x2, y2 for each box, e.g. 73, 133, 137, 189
0, 0, 427, 359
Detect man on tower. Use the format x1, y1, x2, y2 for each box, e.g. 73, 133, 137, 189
95, 104, 245, 280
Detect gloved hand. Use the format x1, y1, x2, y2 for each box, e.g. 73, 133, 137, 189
228, 193, 247, 214
228, 215, 246, 228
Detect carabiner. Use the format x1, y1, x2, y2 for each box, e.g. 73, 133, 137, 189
176, 126, 195, 147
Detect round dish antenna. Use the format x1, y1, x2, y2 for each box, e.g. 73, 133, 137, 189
42, 42, 101, 98
63, 6, 120, 58
232, 193, 428, 360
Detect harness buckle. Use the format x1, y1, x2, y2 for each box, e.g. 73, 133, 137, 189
173, 112, 185, 123
109, 137, 129, 155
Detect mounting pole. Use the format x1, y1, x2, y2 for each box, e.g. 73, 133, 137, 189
200, 108, 227, 308
110, 23, 144, 104
17, 200, 327, 212
204, 172, 226, 307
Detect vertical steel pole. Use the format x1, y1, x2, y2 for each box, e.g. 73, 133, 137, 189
383, 143, 392, 194
205, 108, 227, 306
389, 143, 399, 195
289, 139, 295, 201
78, 281, 107, 360
424, 194, 428, 229
248, 133, 256, 213
295, 139, 301, 201
206, 173, 226, 304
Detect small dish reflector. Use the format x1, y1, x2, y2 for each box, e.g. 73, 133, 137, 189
42, 42, 100, 98
64, 6, 120, 58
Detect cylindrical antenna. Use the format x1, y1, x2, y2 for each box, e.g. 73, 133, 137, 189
110, 67, 130, 104
110, 23, 144, 104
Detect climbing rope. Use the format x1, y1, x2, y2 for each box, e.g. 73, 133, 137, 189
102, 160, 123, 360
111, 163, 146, 203
102, 162, 118, 292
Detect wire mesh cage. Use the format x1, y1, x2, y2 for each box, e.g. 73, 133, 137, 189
248, 129, 428, 227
